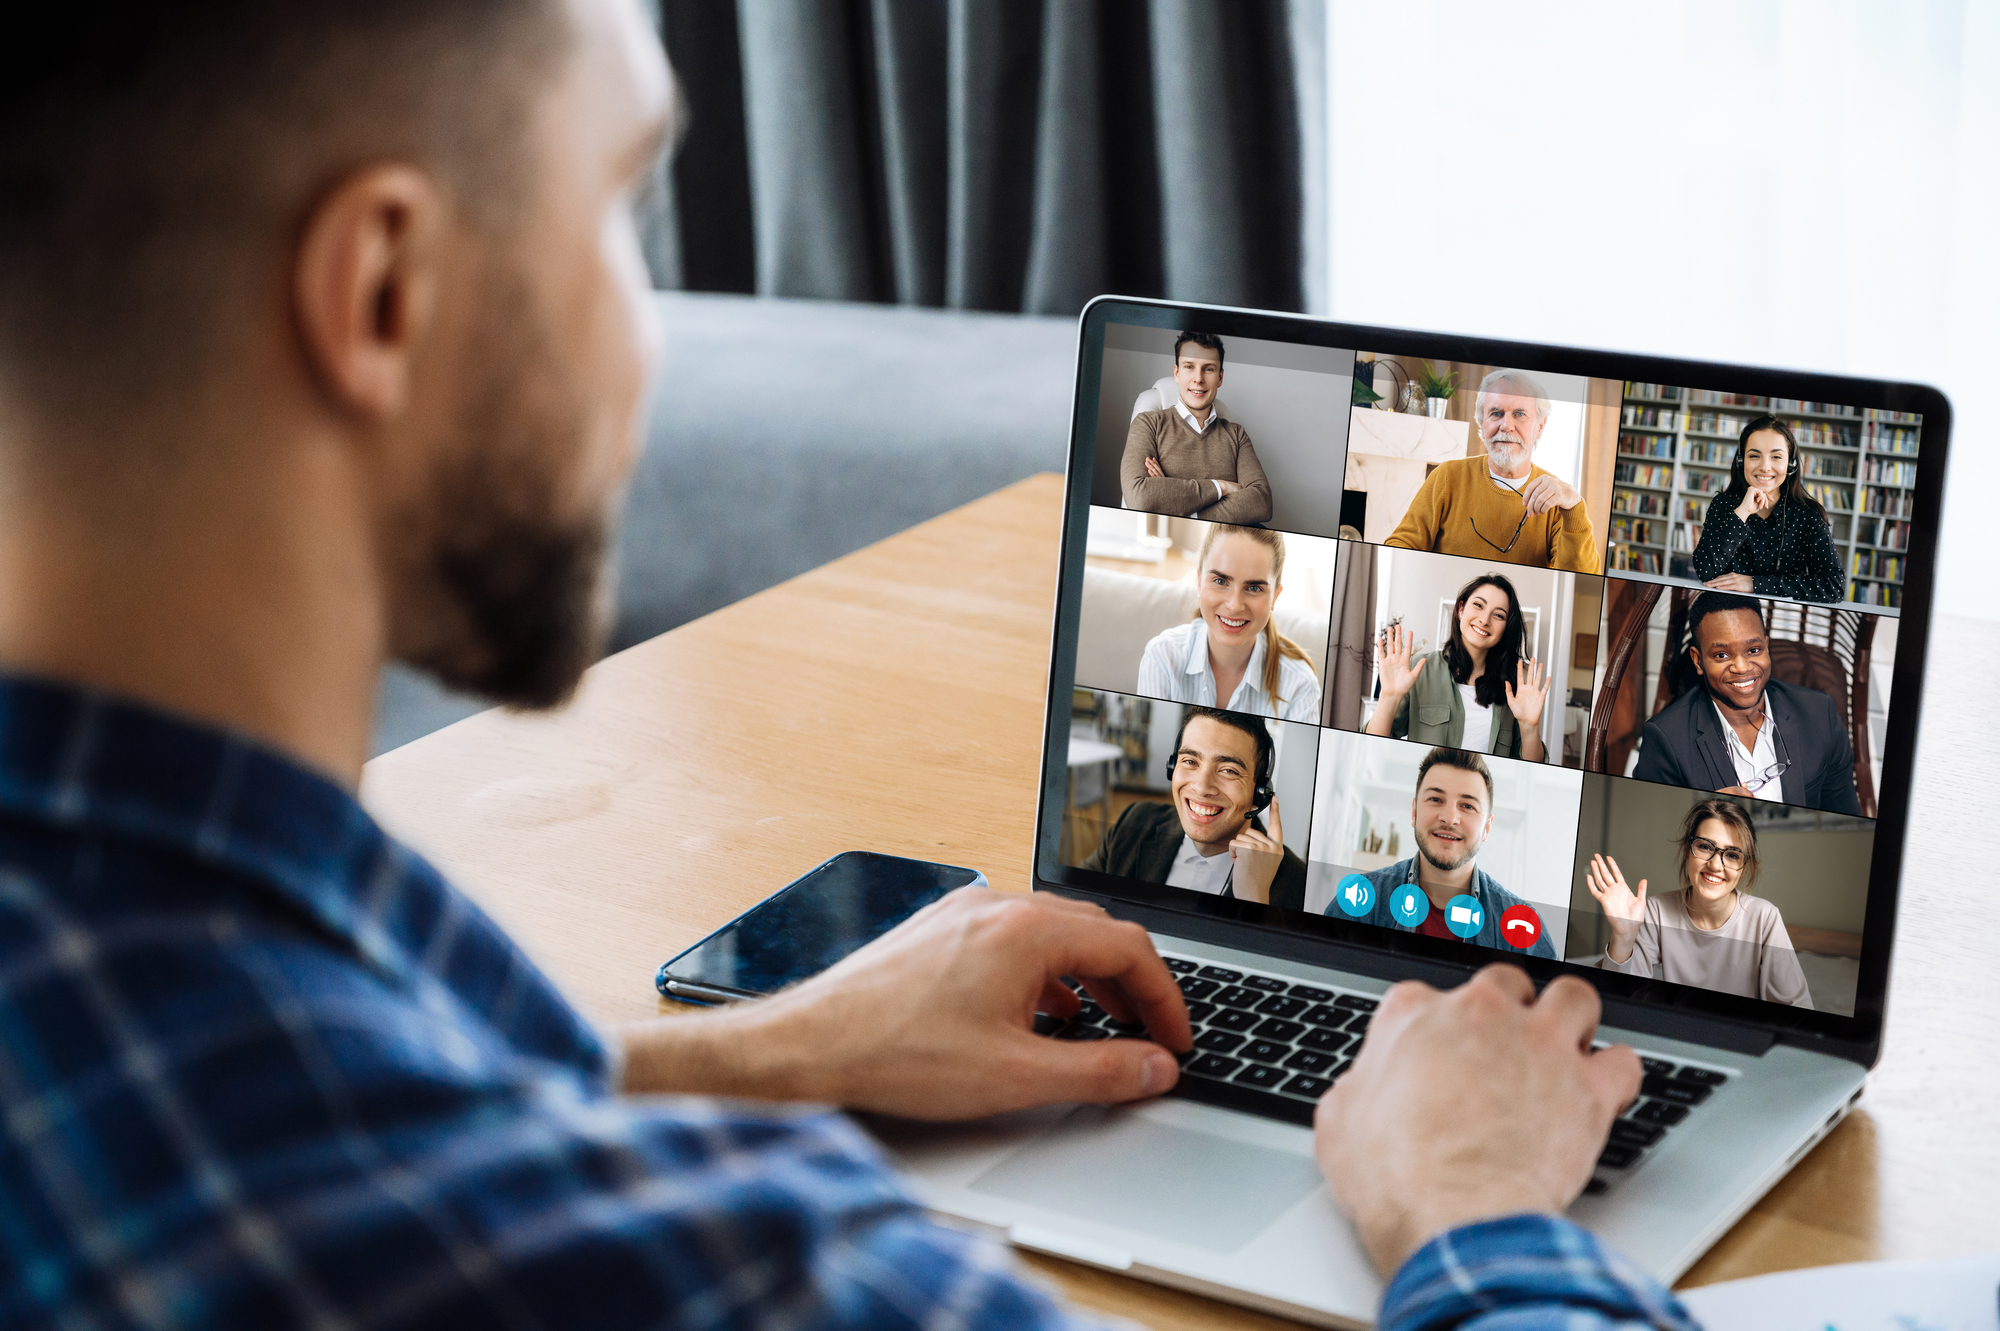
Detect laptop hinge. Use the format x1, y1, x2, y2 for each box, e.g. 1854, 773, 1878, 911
1587, 995, 1777, 1057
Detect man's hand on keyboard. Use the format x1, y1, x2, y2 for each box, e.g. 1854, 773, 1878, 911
618, 888, 1193, 1119
1312, 965, 1642, 1277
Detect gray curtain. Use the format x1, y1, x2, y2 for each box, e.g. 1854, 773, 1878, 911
1325, 537, 1376, 730
650, 0, 1324, 316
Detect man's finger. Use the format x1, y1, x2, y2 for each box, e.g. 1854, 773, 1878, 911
1010, 1032, 1182, 1105
1037, 979, 1081, 1020
1267, 796, 1282, 846
1534, 974, 1605, 1046
1465, 963, 1536, 1005
1582, 1042, 1644, 1114
1373, 977, 1437, 1025
1044, 914, 1191, 1050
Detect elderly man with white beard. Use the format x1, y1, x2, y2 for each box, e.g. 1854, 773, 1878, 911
1385, 369, 1604, 574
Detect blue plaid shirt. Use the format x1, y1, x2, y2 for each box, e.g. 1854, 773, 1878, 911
0, 675, 1698, 1329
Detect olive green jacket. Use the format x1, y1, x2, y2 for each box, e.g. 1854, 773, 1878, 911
1387, 650, 1524, 759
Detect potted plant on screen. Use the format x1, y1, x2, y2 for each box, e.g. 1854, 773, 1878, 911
1416, 362, 1458, 419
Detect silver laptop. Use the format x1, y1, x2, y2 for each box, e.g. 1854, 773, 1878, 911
880, 297, 1945, 1326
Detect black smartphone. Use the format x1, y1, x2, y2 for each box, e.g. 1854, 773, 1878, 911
655, 851, 986, 1004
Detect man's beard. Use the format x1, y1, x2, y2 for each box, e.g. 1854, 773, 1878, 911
1416, 827, 1479, 873
421, 484, 610, 710
395, 288, 616, 710
1486, 434, 1527, 471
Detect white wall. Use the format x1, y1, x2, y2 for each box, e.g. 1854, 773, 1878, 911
1327, 1, 1998, 620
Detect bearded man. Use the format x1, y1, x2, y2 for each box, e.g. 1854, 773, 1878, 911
1326, 748, 1557, 958
0, 3, 1663, 1325
1384, 368, 1604, 574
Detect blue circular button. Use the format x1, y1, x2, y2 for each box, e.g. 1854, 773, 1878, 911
1444, 894, 1485, 939
1335, 873, 1375, 918
1389, 883, 1429, 928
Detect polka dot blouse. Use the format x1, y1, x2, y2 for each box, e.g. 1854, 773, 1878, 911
1690, 491, 1844, 602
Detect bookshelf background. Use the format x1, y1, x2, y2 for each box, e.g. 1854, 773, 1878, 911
1608, 383, 1920, 607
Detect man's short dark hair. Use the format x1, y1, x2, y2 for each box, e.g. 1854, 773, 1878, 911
1172, 706, 1271, 791
1688, 592, 1766, 650
1416, 747, 1493, 809
0, 1, 565, 428
1172, 331, 1224, 369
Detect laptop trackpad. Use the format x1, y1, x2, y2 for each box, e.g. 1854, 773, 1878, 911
968, 1106, 1321, 1251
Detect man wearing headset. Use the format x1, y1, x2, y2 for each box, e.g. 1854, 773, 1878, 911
1633, 593, 1863, 815
1079, 706, 1307, 909
1326, 748, 1559, 958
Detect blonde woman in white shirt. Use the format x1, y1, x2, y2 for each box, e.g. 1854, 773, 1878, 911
1136, 524, 1321, 722
1586, 797, 1813, 1008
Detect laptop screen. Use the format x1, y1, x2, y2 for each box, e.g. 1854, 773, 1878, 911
1043, 305, 1941, 1037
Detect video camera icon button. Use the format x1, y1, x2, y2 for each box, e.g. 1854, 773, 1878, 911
1499, 904, 1544, 950
1389, 883, 1428, 928
1335, 874, 1375, 918
1444, 894, 1484, 939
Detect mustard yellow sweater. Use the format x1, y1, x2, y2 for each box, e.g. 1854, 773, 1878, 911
1385, 457, 1603, 574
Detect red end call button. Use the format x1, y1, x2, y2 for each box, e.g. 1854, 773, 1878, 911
1499, 904, 1543, 949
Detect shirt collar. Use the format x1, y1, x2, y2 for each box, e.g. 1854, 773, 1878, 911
1180, 621, 1269, 697
1175, 834, 1223, 867
1173, 396, 1215, 433
0, 673, 414, 979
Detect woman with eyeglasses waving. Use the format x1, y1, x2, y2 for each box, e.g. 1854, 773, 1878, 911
1586, 798, 1813, 1007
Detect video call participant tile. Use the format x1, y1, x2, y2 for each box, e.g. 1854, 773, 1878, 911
1345, 357, 1622, 576
1564, 775, 1871, 1016
1586, 579, 1891, 817
1322, 542, 1602, 769
1075, 507, 1337, 723
1088, 324, 1353, 540
1062, 691, 1320, 913
1302, 729, 1579, 958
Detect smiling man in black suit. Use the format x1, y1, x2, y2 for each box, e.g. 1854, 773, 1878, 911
1633, 593, 1863, 816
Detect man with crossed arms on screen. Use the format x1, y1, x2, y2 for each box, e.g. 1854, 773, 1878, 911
1387, 368, 1605, 574
1327, 748, 1559, 959
0, 3, 1696, 1327
1118, 331, 1275, 524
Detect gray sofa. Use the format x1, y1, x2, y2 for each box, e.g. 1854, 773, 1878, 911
372, 291, 1078, 754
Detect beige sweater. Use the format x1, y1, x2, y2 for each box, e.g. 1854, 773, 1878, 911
1119, 408, 1273, 525
1597, 890, 1813, 1008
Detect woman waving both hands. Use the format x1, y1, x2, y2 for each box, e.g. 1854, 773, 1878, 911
1363, 573, 1550, 761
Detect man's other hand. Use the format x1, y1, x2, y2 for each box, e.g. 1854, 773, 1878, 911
622, 889, 1192, 1120
1520, 473, 1584, 516
1227, 797, 1284, 904
1144, 455, 1166, 478
1313, 966, 1641, 1277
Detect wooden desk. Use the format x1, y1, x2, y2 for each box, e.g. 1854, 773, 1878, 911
363, 473, 2000, 1328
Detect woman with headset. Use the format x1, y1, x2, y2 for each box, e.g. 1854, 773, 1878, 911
1690, 414, 1843, 602
1364, 571, 1553, 762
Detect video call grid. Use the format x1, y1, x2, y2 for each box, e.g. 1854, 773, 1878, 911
1069, 330, 1913, 1017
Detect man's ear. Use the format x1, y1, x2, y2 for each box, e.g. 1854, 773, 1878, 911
293, 164, 449, 419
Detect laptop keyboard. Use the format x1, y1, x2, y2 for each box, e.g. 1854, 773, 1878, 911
1043, 952, 1733, 1193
